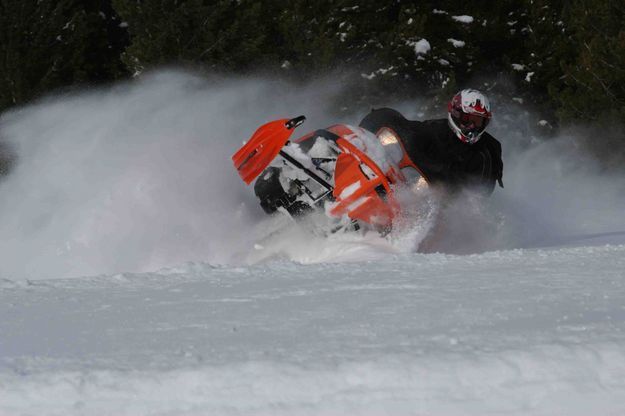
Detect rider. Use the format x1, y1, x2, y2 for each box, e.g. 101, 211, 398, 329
359, 89, 503, 195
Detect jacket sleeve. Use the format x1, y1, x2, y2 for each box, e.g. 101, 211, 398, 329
485, 136, 504, 188
451, 135, 503, 195
359, 108, 408, 134
359, 108, 443, 181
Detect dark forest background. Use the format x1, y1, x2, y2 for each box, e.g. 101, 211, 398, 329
0, 0, 624, 168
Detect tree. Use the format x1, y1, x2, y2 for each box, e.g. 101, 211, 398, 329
113, 0, 277, 74
554, 0, 625, 124
0, 0, 129, 112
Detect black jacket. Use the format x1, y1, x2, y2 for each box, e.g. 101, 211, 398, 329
359, 108, 503, 195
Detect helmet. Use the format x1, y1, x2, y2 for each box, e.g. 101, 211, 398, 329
447, 89, 492, 144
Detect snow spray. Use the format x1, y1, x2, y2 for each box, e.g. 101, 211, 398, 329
1, 70, 624, 278
0, 71, 353, 279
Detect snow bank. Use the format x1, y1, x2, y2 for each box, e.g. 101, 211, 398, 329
3, 244, 625, 415
3, 343, 625, 415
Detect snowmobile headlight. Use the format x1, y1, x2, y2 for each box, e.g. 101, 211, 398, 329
400, 167, 428, 192
378, 128, 398, 145
414, 176, 428, 191
377, 128, 403, 165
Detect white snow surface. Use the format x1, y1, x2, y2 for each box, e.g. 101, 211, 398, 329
3, 70, 625, 414
2, 245, 625, 415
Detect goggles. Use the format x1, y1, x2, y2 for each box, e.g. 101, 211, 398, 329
454, 111, 490, 136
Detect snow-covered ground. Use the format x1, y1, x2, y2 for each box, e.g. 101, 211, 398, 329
2, 71, 625, 415
2, 244, 625, 415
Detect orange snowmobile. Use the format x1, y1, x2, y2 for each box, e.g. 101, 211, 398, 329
232, 116, 427, 232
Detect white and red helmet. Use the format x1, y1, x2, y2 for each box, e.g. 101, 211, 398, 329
447, 89, 492, 144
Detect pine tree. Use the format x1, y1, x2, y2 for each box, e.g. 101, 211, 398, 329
0, 0, 128, 112
554, 0, 625, 124
112, 0, 278, 74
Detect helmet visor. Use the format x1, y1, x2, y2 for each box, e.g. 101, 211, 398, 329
456, 112, 489, 136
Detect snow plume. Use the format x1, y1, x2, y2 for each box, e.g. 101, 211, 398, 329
421, 117, 625, 253
365, 90, 625, 254
492, 123, 625, 248
0, 71, 350, 279
1, 70, 624, 278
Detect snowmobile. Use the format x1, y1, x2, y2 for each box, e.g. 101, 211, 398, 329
232, 116, 428, 232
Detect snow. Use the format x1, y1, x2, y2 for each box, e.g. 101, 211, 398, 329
452, 15, 474, 24
526, 71, 535, 82
3, 70, 625, 415
3, 245, 625, 415
307, 136, 337, 159
447, 38, 465, 48
362, 66, 395, 80
377, 66, 394, 75
512, 63, 525, 71
409, 38, 431, 55
273, 142, 332, 202
341, 125, 399, 175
